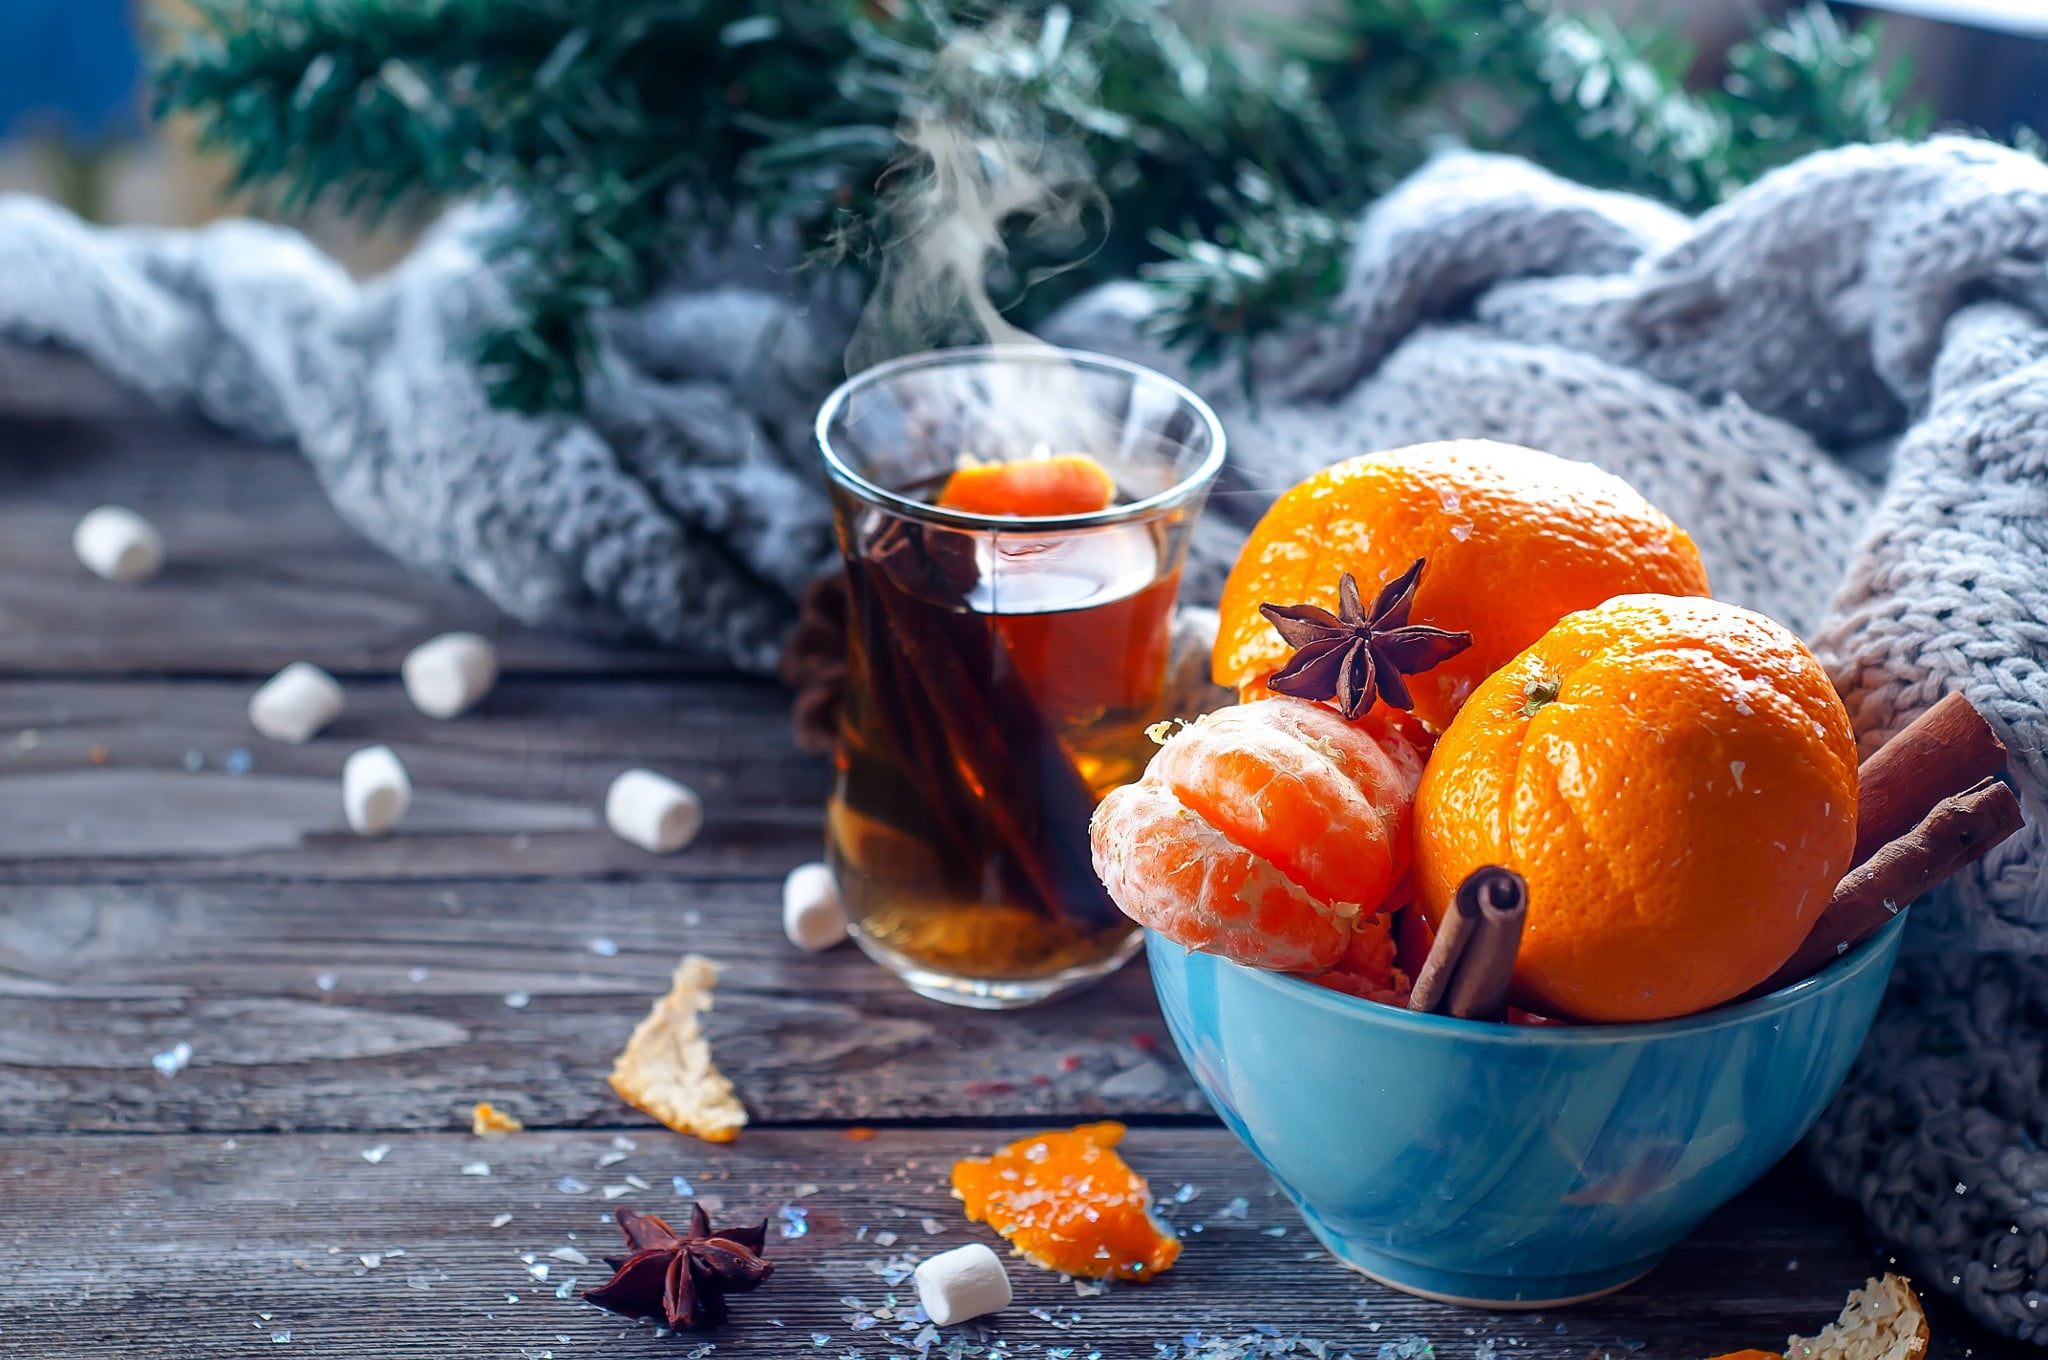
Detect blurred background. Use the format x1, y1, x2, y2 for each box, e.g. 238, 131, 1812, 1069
2, 0, 2041, 280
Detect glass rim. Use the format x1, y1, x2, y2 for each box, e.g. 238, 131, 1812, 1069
814, 344, 1228, 532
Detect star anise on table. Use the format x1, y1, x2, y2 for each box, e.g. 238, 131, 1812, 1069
582, 1204, 774, 1329
1258, 559, 1473, 719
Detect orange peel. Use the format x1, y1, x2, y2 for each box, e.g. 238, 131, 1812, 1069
951, 1122, 1180, 1281
470, 1101, 524, 1136
937, 454, 1116, 517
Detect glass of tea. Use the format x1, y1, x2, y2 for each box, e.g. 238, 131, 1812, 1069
816, 346, 1225, 1008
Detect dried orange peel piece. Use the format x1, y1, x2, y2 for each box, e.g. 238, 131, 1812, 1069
608, 954, 747, 1143
1704, 1272, 1928, 1360
471, 1101, 524, 1136
937, 454, 1116, 517
951, 1122, 1180, 1281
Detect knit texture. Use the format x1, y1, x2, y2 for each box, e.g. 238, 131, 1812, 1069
0, 196, 862, 671
2, 135, 2046, 1339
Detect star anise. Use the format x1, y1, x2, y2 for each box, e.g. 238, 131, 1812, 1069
1258, 559, 1473, 719
582, 1204, 774, 1329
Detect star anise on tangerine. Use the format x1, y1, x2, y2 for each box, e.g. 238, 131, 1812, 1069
582, 1204, 774, 1329
1259, 558, 1473, 719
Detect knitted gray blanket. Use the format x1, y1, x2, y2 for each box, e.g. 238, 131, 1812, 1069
4, 135, 2046, 1339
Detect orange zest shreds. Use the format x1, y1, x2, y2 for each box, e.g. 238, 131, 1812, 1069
471, 1102, 524, 1136
937, 454, 1117, 517
951, 1122, 1180, 1281
1703, 1352, 1782, 1360
844, 1126, 879, 1143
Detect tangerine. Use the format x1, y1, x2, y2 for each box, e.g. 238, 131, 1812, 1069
937, 453, 1116, 516
1214, 441, 1710, 731
1413, 594, 1858, 1023
1308, 910, 1410, 1005
1089, 697, 1428, 973
951, 1122, 1180, 1280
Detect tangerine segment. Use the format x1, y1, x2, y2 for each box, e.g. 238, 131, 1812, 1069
1145, 705, 1418, 912
1214, 440, 1709, 732
1310, 911, 1411, 1006
952, 1122, 1181, 1281
938, 454, 1117, 517
1414, 594, 1858, 1023
1091, 778, 1350, 973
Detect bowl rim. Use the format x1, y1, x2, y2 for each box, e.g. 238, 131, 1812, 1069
1150, 909, 1908, 1045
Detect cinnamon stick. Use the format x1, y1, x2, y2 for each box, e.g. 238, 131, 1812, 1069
1852, 691, 2006, 865
1758, 776, 2024, 993
856, 517, 1121, 929
1409, 866, 1527, 1022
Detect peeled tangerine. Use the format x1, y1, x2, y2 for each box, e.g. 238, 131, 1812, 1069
952, 1123, 1179, 1281
1415, 594, 1859, 1023
1090, 696, 1428, 974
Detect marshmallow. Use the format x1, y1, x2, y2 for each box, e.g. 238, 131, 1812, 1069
402, 631, 498, 719
248, 662, 346, 744
605, 769, 703, 854
73, 505, 163, 583
343, 745, 412, 836
914, 1242, 1012, 1327
782, 861, 848, 951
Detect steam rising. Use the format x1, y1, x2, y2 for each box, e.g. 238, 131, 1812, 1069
844, 113, 1101, 375
842, 95, 1123, 463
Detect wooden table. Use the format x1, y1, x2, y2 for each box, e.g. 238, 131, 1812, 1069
0, 353, 1998, 1359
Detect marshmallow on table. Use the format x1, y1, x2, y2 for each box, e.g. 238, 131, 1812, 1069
248, 662, 346, 744
343, 745, 412, 836
914, 1242, 1012, 1327
72, 505, 163, 583
782, 861, 848, 951
605, 769, 703, 854
402, 631, 498, 719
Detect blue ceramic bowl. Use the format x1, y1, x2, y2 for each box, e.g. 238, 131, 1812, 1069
1147, 913, 1906, 1308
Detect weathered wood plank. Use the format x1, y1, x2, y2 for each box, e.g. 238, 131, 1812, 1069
0, 1128, 1988, 1360
0, 879, 1196, 1133
0, 678, 826, 879
0, 370, 691, 676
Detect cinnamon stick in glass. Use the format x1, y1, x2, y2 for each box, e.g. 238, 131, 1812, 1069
855, 516, 1120, 929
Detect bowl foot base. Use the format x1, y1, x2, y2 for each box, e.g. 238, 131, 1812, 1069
1306, 1223, 1661, 1310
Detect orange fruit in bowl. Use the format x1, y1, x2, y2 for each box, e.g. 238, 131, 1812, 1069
1413, 594, 1859, 1023
1214, 440, 1711, 732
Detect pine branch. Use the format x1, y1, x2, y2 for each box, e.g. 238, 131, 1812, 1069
157, 0, 892, 411
817, 1, 1354, 324
1144, 0, 1932, 377
1142, 170, 1349, 380
1483, 7, 1733, 209
1717, 2, 1933, 183
155, 0, 1940, 410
